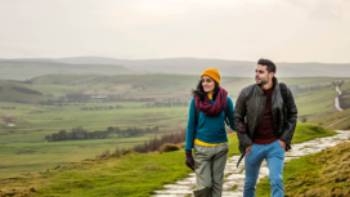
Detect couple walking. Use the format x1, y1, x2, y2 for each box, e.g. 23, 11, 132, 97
185, 58, 298, 197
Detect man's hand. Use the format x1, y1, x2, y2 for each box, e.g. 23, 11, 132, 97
245, 145, 252, 155
279, 139, 286, 150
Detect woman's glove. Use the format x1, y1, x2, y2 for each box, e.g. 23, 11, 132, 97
185, 150, 195, 171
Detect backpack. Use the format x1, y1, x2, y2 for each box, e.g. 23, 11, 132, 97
279, 82, 289, 106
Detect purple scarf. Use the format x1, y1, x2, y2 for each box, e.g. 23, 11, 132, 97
194, 87, 228, 116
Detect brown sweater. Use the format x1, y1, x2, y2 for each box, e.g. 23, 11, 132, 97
253, 87, 278, 144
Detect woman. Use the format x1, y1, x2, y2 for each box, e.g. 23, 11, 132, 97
185, 67, 235, 197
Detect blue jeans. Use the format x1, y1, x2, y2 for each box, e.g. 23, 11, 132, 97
243, 139, 285, 197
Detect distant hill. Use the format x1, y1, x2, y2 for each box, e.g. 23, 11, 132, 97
0, 73, 348, 105
1, 57, 350, 80
0, 59, 130, 80
58, 56, 350, 78
0, 80, 44, 103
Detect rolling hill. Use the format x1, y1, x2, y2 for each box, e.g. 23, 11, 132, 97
0, 59, 130, 80
1, 57, 350, 80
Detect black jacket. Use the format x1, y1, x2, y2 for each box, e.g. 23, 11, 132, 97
234, 78, 298, 166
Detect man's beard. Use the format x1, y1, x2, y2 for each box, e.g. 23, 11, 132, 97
256, 78, 268, 86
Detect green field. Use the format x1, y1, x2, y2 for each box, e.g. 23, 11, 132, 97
0, 124, 335, 197
0, 101, 188, 179
0, 74, 349, 193
309, 108, 350, 130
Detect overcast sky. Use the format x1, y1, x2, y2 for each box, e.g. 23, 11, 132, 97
1, 0, 350, 62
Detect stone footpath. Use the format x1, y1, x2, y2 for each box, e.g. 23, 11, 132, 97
152, 130, 350, 197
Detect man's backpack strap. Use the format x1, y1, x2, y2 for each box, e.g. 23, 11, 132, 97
279, 82, 288, 104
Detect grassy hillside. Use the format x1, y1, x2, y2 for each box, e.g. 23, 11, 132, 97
0, 69, 348, 197
0, 124, 335, 197
0, 80, 45, 104
309, 109, 350, 130
1, 73, 349, 105
0, 101, 188, 179
257, 140, 350, 197
290, 123, 336, 144
0, 74, 348, 180
28, 74, 202, 101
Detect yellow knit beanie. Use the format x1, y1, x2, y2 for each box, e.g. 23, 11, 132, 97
201, 67, 221, 85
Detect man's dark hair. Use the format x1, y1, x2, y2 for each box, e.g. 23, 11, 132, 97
257, 58, 276, 73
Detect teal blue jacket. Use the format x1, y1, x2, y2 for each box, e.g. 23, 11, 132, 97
185, 96, 235, 151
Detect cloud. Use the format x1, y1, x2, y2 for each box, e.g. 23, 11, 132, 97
286, 0, 350, 20
0, 0, 349, 62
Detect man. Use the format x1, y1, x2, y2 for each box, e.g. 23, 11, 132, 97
234, 58, 298, 197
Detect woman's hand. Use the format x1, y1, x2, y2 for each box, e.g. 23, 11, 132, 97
185, 150, 195, 171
